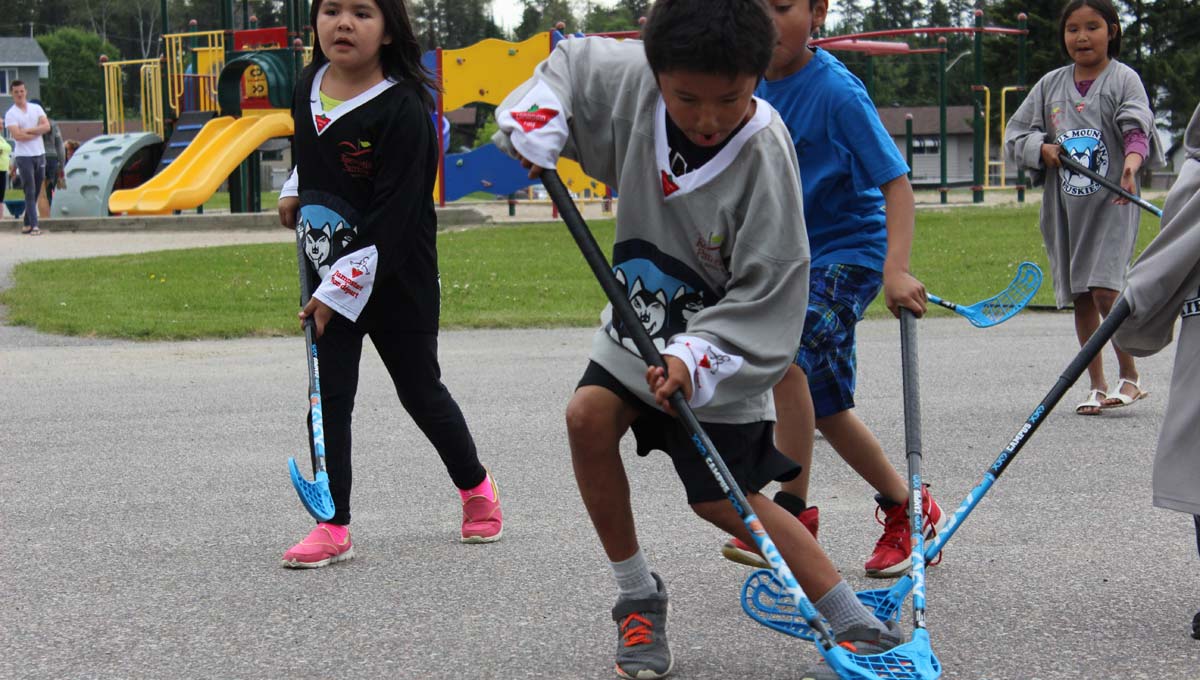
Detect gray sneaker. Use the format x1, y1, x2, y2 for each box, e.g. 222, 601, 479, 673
612, 572, 673, 679
800, 620, 904, 680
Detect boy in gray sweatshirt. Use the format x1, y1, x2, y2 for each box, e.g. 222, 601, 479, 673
1113, 103, 1200, 640
494, 1, 902, 677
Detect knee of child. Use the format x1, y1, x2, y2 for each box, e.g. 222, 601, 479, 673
1092, 287, 1120, 307
565, 391, 615, 442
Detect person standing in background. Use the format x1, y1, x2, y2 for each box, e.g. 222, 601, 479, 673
33, 106, 63, 212
0, 134, 11, 219
4, 81, 48, 235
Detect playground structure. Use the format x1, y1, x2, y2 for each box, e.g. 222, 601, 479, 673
60, 3, 611, 218
53, 1, 306, 217
813, 10, 1030, 203
54, 5, 1028, 218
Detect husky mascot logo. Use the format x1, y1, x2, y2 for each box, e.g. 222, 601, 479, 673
609, 267, 708, 354
298, 204, 357, 278
1057, 128, 1108, 197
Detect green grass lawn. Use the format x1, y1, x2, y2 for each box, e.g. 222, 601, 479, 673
0, 203, 1161, 341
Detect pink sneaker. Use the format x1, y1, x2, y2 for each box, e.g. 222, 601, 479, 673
461, 472, 503, 544
281, 523, 354, 568
721, 506, 819, 568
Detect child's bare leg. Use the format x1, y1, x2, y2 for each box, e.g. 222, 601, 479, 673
816, 409, 908, 504
696, 493, 838, 598
1092, 287, 1141, 402
773, 364, 815, 500
695, 493, 886, 633
565, 385, 642, 561
1073, 291, 1108, 394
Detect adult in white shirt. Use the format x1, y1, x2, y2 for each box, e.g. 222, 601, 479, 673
5, 81, 49, 234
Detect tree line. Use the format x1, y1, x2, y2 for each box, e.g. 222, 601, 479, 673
11, 0, 1198, 149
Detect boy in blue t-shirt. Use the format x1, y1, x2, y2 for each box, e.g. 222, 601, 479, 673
720, 0, 946, 580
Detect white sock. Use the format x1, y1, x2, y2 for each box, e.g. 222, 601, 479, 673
815, 580, 888, 635
611, 549, 658, 600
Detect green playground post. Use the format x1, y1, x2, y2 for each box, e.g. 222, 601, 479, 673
938, 37, 947, 205
1016, 12, 1028, 203
972, 9, 984, 204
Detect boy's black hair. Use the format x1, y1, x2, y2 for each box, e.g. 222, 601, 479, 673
308, 0, 440, 111
643, 0, 777, 79
1059, 0, 1122, 59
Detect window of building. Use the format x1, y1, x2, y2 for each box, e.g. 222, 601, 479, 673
912, 136, 941, 155
0, 69, 19, 95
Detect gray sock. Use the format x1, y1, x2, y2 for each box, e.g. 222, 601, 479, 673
814, 580, 887, 635
611, 549, 658, 600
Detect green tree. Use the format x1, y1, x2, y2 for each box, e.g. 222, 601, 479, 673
1136, 0, 1200, 146
581, 3, 637, 33
414, 0, 504, 50
37, 28, 121, 119
514, 0, 576, 40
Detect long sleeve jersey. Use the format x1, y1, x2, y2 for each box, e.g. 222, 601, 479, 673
1113, 105, 1200, 516
493, 37, 810, 423
289, 63, 441, 331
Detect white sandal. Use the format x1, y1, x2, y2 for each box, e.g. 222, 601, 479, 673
1075, 389, 1106, 416
1101, 378, 1149, 409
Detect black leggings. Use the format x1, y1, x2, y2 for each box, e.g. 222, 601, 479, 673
306, 312, 485, 526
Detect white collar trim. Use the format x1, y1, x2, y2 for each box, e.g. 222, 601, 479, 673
654, 95, 771, 200
308, 63, 397, 136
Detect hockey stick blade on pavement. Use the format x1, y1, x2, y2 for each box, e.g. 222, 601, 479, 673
543, 169, 939, 680
743, 297, 1131, 641
289, 231, 336, 522
926, 262, 1043, 328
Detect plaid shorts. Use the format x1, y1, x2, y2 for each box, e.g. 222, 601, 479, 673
795, 264, 882, 419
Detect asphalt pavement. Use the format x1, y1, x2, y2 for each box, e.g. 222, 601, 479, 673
1, 228, 1198, 679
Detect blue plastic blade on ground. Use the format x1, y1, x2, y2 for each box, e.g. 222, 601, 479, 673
823, 628, 942, 680
741, 570, 906, 641
288, 457, 335, 521
959, 262, 1043, 328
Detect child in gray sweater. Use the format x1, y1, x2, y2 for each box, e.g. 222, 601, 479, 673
1113, 103, 1200, 640
494, 0, 905, 677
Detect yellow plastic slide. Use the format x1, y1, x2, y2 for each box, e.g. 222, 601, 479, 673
109, 112, 294, 215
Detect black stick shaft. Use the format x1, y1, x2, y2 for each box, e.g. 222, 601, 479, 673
989, 296, 1130, 478
1057, 151, 1163, 218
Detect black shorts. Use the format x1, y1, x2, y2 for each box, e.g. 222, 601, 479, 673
577, 361, 800, 504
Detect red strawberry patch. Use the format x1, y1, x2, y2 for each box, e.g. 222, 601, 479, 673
315, 114, 331, 133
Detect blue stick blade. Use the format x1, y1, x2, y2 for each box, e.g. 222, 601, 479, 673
960, 262, 1043, 328
741, 570, 904, 640
825, 628, 942, 680
288, 457, 335, 521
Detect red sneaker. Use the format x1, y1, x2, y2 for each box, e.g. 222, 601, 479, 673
461, 472, 503, 543
864, 487, 946, 578
720, 506, 818, 568
281, 523, 354, 569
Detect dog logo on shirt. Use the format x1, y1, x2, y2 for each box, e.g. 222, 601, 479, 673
1056, 128, 1107, 197
299, 204, 358, 278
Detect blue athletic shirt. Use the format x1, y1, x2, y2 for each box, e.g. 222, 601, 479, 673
757, 48, 909, 271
